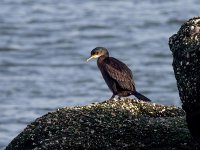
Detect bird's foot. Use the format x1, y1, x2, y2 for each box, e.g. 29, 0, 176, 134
108, 94, 116, 100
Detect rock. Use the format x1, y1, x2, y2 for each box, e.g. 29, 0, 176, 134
5, 99, 200, 149
169, 16, 200, 140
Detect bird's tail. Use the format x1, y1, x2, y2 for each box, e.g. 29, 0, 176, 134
132, 91, 151, 102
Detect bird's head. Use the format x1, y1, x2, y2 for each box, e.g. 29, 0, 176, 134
86, 47, 109, 61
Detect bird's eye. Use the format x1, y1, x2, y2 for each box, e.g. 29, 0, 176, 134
96, 52, 99, 55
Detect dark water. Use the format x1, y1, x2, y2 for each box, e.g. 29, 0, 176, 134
0, 0, 199, 148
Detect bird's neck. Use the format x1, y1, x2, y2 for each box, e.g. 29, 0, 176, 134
98, 55, 108, 63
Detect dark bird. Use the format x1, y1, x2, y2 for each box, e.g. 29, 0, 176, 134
87, 47, 151, 102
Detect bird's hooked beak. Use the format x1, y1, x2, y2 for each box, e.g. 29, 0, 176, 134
86, 54, 99, 61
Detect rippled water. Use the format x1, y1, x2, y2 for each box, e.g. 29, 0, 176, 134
0, 0, 199, 148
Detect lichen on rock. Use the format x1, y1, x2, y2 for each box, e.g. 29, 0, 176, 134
5, 98, 200, 150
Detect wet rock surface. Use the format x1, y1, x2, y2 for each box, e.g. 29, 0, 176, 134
5, 99, 200, 149
169, 16, 200, 140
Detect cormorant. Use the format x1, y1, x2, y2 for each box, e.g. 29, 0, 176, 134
87, 47, 151, 102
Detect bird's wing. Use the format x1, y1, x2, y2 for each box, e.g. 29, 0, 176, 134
103, 57, 135, 86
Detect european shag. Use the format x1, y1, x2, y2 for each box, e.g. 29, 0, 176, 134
87, 47, 151, 102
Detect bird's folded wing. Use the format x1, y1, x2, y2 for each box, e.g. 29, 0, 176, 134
103, 57, 134, 83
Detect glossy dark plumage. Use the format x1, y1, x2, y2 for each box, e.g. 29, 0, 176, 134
87, 47, 151, 102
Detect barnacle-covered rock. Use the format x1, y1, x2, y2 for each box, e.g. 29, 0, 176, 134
169, 16, 200, 140
5, 98, 200, 149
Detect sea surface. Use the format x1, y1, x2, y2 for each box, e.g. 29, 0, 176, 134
0, 0, 199, 148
